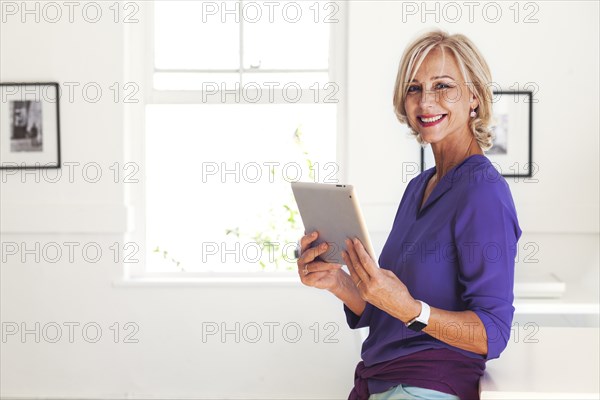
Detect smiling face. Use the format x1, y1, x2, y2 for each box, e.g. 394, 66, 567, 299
404, 47, 478, 146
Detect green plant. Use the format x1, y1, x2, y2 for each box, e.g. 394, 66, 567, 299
152, 246, 184, 271
225, 125, 312, 271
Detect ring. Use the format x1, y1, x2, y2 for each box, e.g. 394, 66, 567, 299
304, 264, 309, 275
356, 279, 363, 288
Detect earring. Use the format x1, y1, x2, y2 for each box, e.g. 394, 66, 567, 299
470, 108, 477, 118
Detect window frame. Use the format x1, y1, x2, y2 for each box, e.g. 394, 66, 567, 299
122, 0, 348, 281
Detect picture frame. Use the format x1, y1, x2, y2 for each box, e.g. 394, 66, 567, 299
0, 82, 61, 169
420, 90, 533, 178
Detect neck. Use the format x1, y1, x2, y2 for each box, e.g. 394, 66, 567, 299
430, 134, 483, 180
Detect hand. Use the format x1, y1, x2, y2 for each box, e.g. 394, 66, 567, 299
341, 237, 420, 323
297, 231, 345, 291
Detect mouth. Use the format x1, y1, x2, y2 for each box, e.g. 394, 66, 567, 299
417, 114, 447, 127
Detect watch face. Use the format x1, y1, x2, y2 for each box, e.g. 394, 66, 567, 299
406, 321, 427, 332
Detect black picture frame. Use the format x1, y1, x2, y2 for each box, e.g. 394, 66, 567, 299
0, 82, 61, 169
420, 90, 533, 178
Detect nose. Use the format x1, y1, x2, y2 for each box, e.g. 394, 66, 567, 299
419, 87, 438, 108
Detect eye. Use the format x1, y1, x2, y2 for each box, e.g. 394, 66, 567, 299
407, 85, 421, 93
435, 82, 453, 90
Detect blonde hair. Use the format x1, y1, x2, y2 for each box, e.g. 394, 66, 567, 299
393, 29, 495, 151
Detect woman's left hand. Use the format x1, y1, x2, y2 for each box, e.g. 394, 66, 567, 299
342, 238, 420, 323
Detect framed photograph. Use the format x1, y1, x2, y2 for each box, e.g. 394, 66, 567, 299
420, 90, 533, 178
0, 82, 61, 169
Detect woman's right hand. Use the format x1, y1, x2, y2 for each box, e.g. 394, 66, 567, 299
297, 231, 344, 291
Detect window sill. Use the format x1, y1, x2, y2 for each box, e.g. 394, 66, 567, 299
113, 272, 302, 287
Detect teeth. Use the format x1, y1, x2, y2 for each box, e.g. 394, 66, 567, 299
420, 114, 444, 123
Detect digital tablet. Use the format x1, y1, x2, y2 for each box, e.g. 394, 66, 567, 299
291, 182, 377, 265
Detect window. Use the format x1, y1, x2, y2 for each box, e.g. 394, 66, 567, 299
127, 1, 346, 277
152, 0, 332, 90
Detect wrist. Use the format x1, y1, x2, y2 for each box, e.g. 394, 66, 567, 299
327, 270, 349, 298
404, 299, 423, 324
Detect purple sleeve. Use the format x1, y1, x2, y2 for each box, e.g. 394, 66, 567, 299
343, 302, 373, 329
453, 178, 522, 360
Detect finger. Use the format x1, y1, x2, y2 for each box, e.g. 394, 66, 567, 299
302, 270, 334, 286
345, 239, 370, 283
298, 241, 329, 267
352, 238, 379, 273
299, 231, 319, 254
342, 251, 360, 285
305, 261, 342, 274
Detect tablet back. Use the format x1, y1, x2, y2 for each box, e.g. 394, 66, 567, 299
291, 182, 376, 264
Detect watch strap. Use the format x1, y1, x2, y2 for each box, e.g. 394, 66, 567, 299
405, 300, 430, 331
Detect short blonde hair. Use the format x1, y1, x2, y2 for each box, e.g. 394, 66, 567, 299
393, 29, 495, 151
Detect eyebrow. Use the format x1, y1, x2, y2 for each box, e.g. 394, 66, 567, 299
410, 75, 455, 82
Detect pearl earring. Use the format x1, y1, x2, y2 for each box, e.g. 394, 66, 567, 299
470, 109, 477, 118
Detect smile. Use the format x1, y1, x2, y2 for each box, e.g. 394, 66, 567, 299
418, 114, 447, 127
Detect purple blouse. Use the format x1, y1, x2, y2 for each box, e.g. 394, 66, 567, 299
344, 154, 522, 397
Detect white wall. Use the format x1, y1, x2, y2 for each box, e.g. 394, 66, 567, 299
1, 1, 598, 399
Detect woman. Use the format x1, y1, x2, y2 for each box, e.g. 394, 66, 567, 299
297, 30, 522, 400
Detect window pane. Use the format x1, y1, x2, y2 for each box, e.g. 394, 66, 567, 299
154, 72, 240, 91
145, 103, 337, 273
154, 0, 239, 70
242, 1, 330, 70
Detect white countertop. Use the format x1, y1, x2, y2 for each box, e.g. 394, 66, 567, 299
480, 327, 600, 399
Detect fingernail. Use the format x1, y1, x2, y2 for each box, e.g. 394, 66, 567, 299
321, 243, 328, 249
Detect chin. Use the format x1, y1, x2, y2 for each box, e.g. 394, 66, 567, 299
419, 132, 443, 145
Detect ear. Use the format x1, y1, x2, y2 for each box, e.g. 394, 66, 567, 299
470, 95, 480, 110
